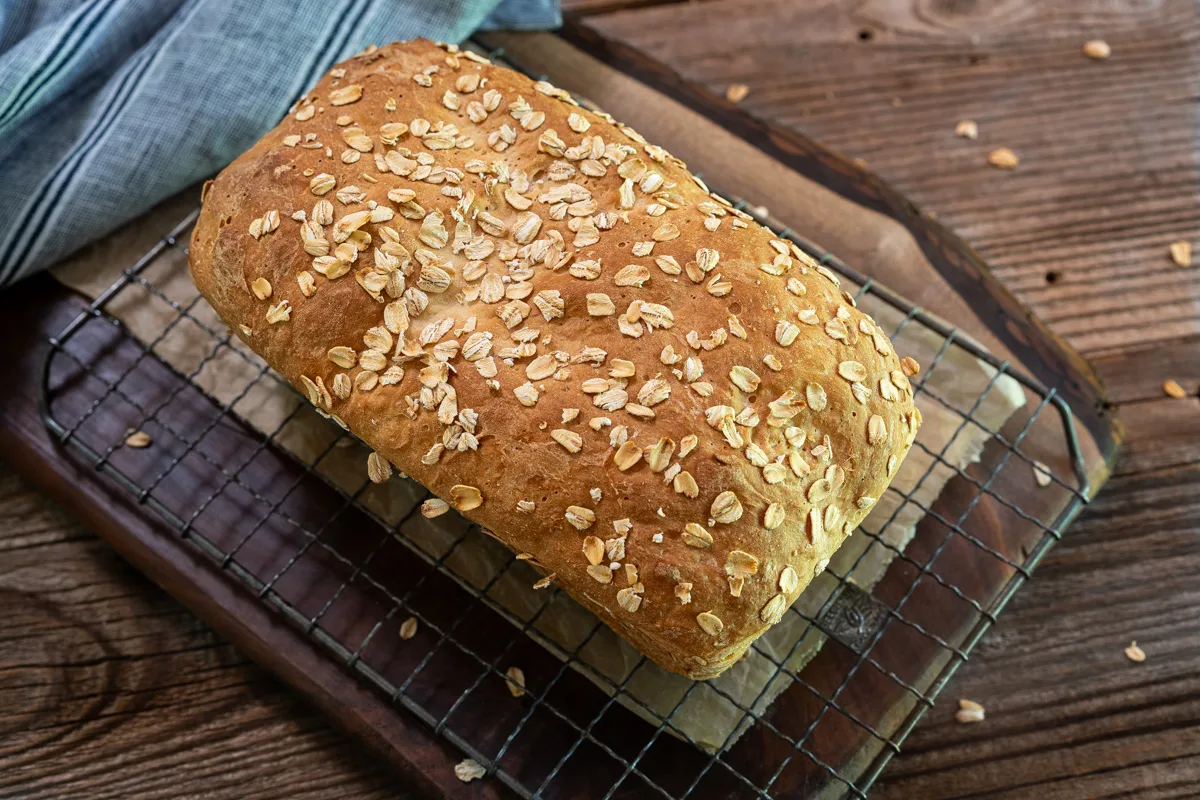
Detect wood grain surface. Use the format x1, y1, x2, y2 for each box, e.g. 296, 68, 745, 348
0, 464, 403, 800
3, 1, 1199, 798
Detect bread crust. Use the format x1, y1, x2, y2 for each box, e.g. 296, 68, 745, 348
190, 40, 920, 680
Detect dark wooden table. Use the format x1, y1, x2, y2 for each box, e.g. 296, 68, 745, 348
4, 2, 1199, 798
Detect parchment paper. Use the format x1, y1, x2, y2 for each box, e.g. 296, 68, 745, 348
52, 211, 1025, 751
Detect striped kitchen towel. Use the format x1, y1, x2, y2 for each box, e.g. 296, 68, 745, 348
0, 0, 560, 286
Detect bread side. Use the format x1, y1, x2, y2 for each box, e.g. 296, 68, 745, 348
189, 40, 921, 680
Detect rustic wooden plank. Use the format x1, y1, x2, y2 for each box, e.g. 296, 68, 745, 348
1092, 337, 1200, 405
1110, 396, 1200, 476
583, 0, 1200, 361
0, 467, 401, 800
874, 458, 1200, 799
560, 0, 681, 15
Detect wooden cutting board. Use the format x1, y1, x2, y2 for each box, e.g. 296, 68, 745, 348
0, 19, 1120, 800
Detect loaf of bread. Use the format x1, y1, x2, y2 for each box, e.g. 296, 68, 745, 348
189, 39, 921, 680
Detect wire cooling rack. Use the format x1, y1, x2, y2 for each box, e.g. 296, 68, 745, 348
40, 44, 1093, 800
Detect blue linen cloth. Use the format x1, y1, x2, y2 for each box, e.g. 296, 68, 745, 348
0, 0, 561, 286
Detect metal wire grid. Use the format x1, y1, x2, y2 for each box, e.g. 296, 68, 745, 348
38, 51, 1093, 800
41, 212, 1090, 799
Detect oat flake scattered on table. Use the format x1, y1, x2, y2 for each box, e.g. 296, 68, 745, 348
1169, 240, 1192, 267
955, 698, 986, 723
955, 119, 979, 139
725, 83, 749, 103
124, 430, 152, 448
454, 758, 486, 782
988, 147, 1020, 169
1032, 460, 1052, 487
1083, 39, 1112, 60
1125, 641, 1146, 663
505, 666, 526, 697
1163, 379, 1187, 399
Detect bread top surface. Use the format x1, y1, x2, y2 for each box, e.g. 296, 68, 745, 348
189, 39, 920, 679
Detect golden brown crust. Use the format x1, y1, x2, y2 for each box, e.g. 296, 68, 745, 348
189, 40, 920, 680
